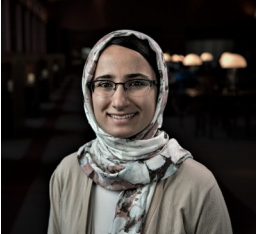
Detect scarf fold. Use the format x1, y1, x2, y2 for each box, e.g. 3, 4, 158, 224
77, 30, 192, 234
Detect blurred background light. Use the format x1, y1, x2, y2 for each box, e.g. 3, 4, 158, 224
200, 52, 213, 62
27, 73, 36, 85
81, 47, 91, 60
7, 80, 14, 92
219, 52, 247, 68
170, 54, 184, 62
163, 53, 171, 62
41, 69, 49, 79
52, 64, 59, 72
183, 54, 202, 66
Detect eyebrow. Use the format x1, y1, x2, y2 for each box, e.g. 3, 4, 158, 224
94, 73, 151, 80
94, 74, 113, 80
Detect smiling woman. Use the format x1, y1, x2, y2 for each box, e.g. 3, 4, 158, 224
48, 30, 232, 234
91, 45, 158, 139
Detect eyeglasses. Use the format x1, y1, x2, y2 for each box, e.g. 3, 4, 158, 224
87, 79, 158, 97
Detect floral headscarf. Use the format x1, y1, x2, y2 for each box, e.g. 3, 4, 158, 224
78, 30, 192, 234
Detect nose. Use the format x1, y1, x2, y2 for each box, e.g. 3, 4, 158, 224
111, 85, 130, 110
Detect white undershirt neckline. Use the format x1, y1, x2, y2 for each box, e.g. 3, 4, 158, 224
92, 183, 121, 234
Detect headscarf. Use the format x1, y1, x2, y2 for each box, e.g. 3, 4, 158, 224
77, 30, 192, 234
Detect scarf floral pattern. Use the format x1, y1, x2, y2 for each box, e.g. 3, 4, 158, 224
77, 30, 192, 234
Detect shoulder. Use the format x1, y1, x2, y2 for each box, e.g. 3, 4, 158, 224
155, 159, 232, 234
181, 158, 215, 182
160, 158, 222, 217
51, 152, 86, 185
164, 158, 217, 194
180, 158, 216, 184
58, 152, 80, 169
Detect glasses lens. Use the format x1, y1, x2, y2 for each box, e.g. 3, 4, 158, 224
126, 80, 150, 96
93, 81, 114, 96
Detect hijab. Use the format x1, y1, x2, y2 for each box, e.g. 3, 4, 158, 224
77, 30, 192, 234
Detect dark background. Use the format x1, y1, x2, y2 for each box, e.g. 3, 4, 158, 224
2, 0, 256, 233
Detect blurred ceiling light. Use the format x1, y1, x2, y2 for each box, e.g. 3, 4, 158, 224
200, 52, 213, 62
41, 69, 48, 79
183, 54, 202, 66
163, 53, 171, 62
53, 64, 59, 72
7, 80, 13, 92
27, 73, 36, 85
186, 88, 200, 97
170, 54, 184, 62
219, 52, 247, 68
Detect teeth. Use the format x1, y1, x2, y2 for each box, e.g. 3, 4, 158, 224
109, 114, 135, 119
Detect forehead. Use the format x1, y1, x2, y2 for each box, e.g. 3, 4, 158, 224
98, 45, 146, 63
95, 45, 155, 76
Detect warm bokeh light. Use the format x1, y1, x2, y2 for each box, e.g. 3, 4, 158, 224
200, 52, 213, 62
219, 52, 247, 68
183, 54, 202, 66
27, 73, 36, 85
163, 53, 171, 62
170, 54, 184, 62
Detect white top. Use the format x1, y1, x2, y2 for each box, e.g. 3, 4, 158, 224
92, 184, 120, 234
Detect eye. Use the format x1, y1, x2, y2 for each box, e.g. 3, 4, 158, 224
128, 80, 147, 87
96, 81, 113, 88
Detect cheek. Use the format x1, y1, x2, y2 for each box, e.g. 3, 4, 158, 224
91, 95, 109, 123
92, 96, 102, 119
149, 101, 157, 118
150, 89, 158, 111
142, 93, 157, 119
91, 96, 96, 114
151, 91, 158, 117
92, 95, 104, 109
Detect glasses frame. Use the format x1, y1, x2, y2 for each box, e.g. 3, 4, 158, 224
87, 79, 158, 97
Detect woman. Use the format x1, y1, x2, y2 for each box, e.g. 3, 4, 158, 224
48, 30, 232, 234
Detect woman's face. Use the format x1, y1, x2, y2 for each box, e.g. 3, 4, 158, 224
92, 45, 158, 139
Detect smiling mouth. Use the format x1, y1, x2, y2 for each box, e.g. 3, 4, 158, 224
108, 113, 136, 119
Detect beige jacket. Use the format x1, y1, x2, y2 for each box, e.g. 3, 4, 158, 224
48, 153, 232, 234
